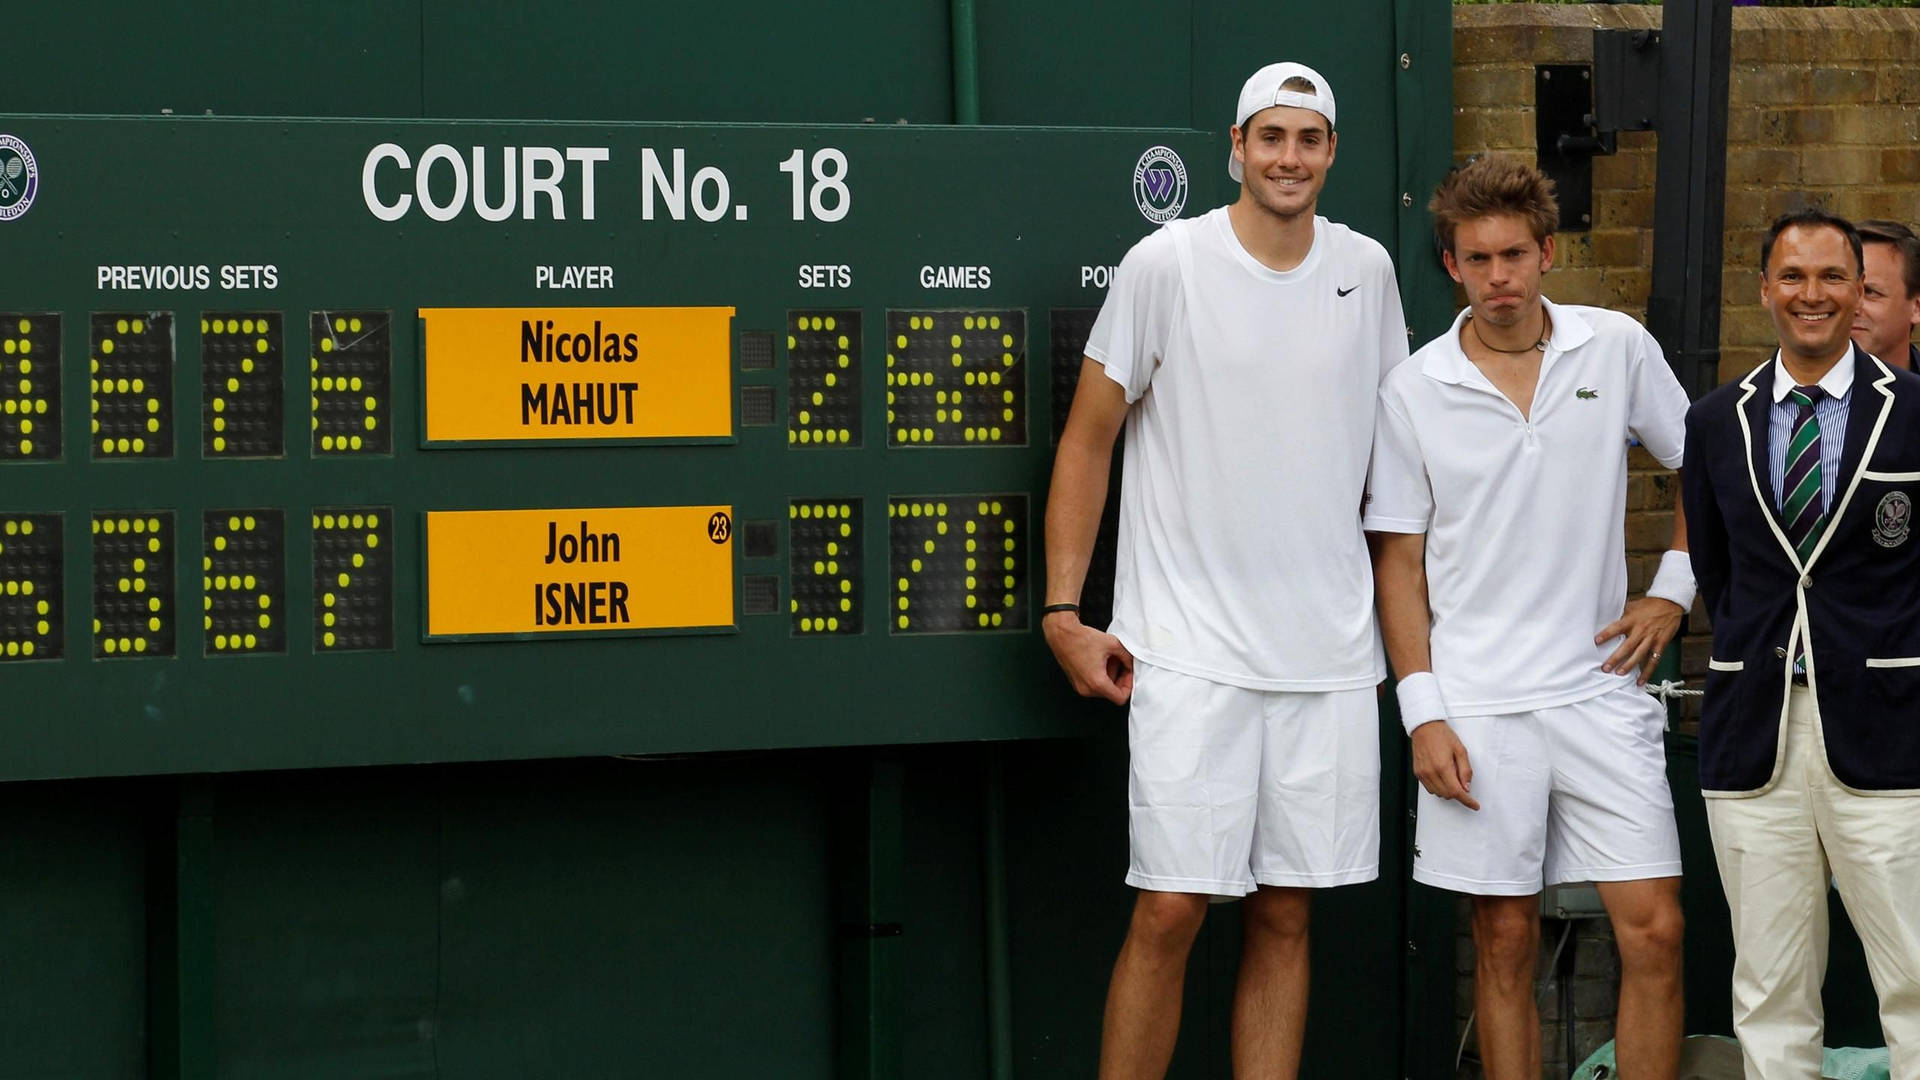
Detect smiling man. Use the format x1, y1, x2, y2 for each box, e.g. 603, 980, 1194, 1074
1852, 219, 1920, 371
1365, 155, 1691, 1080
1044, 61, 1407, 1079
1683, 208, 1920, 1079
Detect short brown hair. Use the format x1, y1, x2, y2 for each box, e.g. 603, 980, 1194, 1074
1428, 155, 1559, 255
1858, 218, 1920, 299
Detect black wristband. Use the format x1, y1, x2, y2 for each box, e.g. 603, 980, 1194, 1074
1041, 603, 1081, 618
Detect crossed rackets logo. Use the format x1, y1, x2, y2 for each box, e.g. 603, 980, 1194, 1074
0, 135, 39, 221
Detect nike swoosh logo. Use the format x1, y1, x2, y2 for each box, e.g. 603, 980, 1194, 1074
1337, 285, 1360, 297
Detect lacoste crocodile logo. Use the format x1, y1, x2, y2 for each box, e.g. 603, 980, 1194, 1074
1577, 387, 1599, 400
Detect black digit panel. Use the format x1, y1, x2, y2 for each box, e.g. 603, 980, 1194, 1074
313, 506, 393, 652
1049, 308, 1099, 446
0, 314, 59, 461
0, 513, 61, 660
203, 509, 286, 656
202, 312, 284, 458
789, 498, 861, 636
788, 311, 861, 448
92, 312, 173, 460
310, 311, 391, 455
92, 512, 175, 658
888, 495, 1028, 634
885, 310, 1025, 447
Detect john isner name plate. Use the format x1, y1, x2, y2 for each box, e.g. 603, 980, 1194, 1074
423, 506, 735, 639
420, 306, 735, 445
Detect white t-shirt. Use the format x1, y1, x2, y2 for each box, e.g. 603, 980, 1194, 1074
1085, 207, 1408, 690
1363, 298, 1690, 715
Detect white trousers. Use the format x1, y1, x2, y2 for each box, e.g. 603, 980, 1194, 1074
1705, 686, 1920, 1080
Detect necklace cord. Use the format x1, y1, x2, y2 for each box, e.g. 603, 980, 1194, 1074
1468, 309, 1550, 355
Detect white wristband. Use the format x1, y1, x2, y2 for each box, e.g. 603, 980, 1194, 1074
1395, 671, 1448, 736
1646, 549, 1697, 614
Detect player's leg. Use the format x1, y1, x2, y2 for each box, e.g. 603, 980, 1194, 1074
1703, 689, 1828, 1080
1238, 686, 1380, 1078
1594, 877, 1684, 1080
1543, 685, 1685, 1080
1100, 890, 1210, 1080
1471, 893, 1543, 1080
1408, 710, 1552, 1080
1232, 886, 1311, 1080
1104, 662, 1263, 1079
1806, 690, 1920, 1080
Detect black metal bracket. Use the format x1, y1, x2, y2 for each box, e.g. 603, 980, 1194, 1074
1534, 29, 1662, 231
1594, 28, 1663, 135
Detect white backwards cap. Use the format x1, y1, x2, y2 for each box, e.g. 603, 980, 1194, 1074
1229, 61, 1336, 182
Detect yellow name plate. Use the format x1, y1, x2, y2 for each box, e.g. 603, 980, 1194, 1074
424, 506, 735, 638
420, 306, 735, 443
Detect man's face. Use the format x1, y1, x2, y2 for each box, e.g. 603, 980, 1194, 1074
1852, 241, 1920, 365
1231, 105, 1335, 221
1442, 213, 1554, 329
1761, 224, 1863, 364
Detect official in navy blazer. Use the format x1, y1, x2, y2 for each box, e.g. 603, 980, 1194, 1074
1683, 208, 1920, 1080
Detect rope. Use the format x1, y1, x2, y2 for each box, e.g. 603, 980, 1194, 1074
1645, 679, 1704, 705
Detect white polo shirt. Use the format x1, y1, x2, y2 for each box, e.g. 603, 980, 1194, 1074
1363, 298, 1689, 715
1088, 208, 1408, 690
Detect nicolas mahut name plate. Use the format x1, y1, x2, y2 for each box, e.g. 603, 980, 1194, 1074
420, 306, 735, 444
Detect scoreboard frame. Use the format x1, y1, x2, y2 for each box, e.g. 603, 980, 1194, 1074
0, 116, 1231, 781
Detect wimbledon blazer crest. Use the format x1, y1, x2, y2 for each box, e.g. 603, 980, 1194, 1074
1873, 490, 1912, 549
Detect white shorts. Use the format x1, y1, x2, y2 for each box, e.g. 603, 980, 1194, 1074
1126, 661, 1381, 896
1412, 681, 1682, 896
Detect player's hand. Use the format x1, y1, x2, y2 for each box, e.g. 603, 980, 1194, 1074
1042, 613, 1134, 705
1596, 597, 1684, 685
1410, 721, 1479, 811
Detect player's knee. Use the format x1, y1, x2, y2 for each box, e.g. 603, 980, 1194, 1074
1241, 888, 1311, 945
1614, 902, 1685, 971
1126, 891, 1208, 953
1471, 899, 1539, 978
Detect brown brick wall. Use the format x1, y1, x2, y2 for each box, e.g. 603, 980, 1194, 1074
1445, 8, 1920, 1077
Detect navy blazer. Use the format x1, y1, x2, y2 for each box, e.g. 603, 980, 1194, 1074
1683, 346, 1920, 794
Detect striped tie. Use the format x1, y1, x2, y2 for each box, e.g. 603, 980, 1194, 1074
1782, 385, 1827, 564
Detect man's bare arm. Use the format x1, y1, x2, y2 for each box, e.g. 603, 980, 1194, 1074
1371, 530, 1478, 810
1042, 359, 1135, 704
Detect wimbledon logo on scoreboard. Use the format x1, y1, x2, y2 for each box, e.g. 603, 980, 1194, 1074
1132, 145, 1187, 224
0, 135, 38, 222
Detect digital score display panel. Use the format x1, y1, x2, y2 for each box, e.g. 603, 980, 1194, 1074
92, 312, 172, 460
204, 509, 287, 655
93, 511, 174, 658
789, 498, 862, 635
888, 496, 1030, 634
311, 312, 391, 455
1, 314, 58, 461
203, 313, 284, 458
0, 514, 61, 661
788, 311, 860, 448
886, 310, 1026, 447
0, 116, 1224, 779
314, 507, 393, 652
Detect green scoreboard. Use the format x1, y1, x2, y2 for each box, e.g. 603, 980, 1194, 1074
0, 118, 1221, 780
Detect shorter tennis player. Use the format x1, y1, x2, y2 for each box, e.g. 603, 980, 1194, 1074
1365, 156, 1690, 1080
